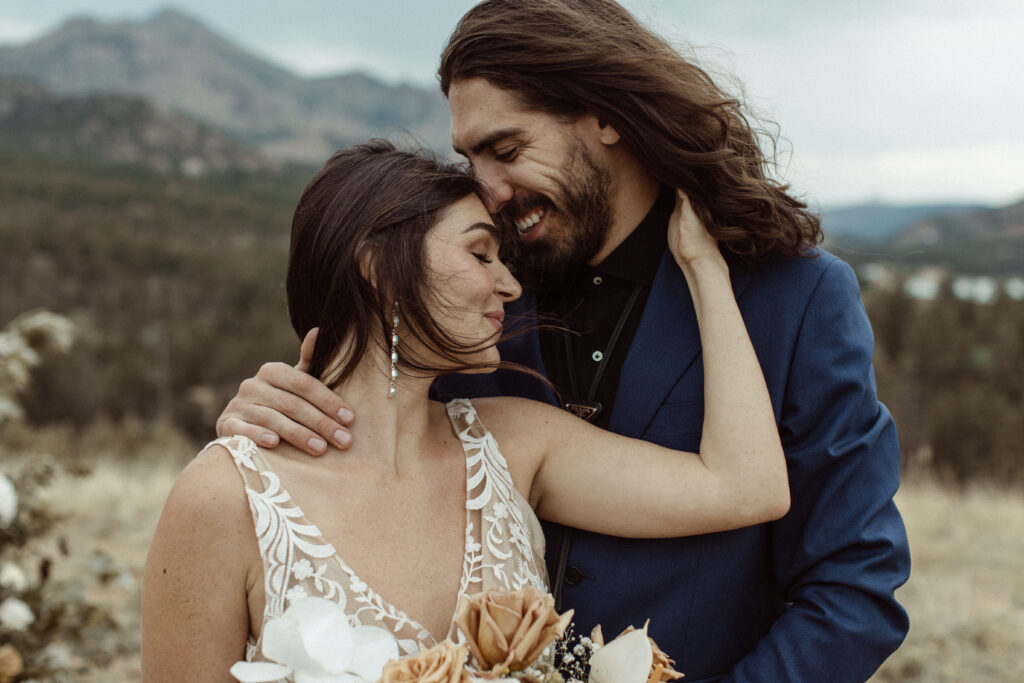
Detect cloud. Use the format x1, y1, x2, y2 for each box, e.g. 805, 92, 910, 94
258, 42, 376, 78
799, 142, 1024, 206
0, 17, 41, 44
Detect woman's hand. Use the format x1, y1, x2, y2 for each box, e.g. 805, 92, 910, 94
667, 190, 724, 271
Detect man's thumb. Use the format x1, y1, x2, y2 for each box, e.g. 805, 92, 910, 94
297, 328, 318, 372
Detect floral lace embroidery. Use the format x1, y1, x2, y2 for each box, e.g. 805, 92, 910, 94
210, 398, 547, 664
446, 399, 547, 592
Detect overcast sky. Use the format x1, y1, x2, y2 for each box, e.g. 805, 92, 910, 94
2, 1, 1022, 208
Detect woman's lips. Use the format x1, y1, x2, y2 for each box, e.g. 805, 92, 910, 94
484, 311, 505, 332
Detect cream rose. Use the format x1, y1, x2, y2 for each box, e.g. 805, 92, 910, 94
379, 640, 471, 683
590, 623, 683, 683
454, 587, 573, 679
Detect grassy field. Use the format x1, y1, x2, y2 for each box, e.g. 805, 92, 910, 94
872, 480, 1024, 681
34, 456, 1024, 682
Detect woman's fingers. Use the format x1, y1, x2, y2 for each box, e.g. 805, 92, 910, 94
668, 189, 719, 267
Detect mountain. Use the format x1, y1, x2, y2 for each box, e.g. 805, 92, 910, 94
0, 78, 271, 175
821, 201, 987, 243
0, 7, 452, 163
888, 200, 1024, 248
830, 199, 1024, 276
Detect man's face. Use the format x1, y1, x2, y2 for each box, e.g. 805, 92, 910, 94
448, 77, 614, 276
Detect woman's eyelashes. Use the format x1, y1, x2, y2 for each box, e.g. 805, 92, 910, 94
473, 252, 494, 264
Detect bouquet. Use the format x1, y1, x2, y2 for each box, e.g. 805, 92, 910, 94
231, 587, 683, 683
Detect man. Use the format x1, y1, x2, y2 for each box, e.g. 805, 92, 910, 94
217, 1, 910, 680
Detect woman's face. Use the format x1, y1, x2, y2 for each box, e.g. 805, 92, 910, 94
423, 194, 522, 370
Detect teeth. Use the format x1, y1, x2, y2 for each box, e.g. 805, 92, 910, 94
514, 208, 545, 233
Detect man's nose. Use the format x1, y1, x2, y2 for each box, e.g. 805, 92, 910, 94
475, 168, 514, 214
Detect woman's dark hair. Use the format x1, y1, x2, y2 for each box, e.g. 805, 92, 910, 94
439, 0, 823, 263
288, 139, 525, 388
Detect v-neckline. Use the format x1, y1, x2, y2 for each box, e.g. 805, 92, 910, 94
250, 409, 474, 646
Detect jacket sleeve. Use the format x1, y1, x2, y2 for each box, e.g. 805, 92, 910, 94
725, 258, 910, 682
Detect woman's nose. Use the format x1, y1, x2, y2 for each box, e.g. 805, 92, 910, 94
496, 266, 522, 302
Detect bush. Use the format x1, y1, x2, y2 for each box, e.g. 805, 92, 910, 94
1, 310, 120, 681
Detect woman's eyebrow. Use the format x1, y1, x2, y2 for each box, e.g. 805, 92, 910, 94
463, 222, 501, 240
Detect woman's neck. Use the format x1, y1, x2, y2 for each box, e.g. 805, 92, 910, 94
332, 353, 440, 474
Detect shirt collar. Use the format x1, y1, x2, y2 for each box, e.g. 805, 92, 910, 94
588, 184, 674, 286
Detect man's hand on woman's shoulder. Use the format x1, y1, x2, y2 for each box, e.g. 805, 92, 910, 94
215, 328, 355, 456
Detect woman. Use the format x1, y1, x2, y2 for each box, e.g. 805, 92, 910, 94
141, 140, 787, 681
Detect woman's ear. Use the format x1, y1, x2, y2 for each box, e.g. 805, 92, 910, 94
358, 247, 377, 289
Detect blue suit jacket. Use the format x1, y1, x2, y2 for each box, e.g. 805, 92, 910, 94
437, 248, 910, 682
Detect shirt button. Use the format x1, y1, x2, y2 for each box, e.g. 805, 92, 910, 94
592, 275, 603, 285
563, 566, 584, 586
591, 350, 604, 362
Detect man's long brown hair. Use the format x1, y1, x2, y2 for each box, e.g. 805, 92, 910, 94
439, 0, 823, 263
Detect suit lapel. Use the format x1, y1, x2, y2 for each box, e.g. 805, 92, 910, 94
608, 250, 753, 438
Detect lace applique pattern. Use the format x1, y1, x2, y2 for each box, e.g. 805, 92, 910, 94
211, 398, 547, 665
446, 399, 548, 593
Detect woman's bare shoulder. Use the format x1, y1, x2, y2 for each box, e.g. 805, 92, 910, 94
469, 396, 567, 432
161, 443, 251, 524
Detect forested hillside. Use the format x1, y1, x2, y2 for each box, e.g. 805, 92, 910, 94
0, 147, 311, 435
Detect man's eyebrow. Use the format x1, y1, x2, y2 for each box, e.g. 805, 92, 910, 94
453, 127, 524, 157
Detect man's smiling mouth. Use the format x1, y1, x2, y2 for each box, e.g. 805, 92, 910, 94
514, 207, 545, 234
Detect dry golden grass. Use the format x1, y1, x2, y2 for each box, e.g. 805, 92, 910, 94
872, 481, 1024, 682
34, 458, 1024, 682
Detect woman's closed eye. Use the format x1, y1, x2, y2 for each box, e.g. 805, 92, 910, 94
473, 252, 494, 264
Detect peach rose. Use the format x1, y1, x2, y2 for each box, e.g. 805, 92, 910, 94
645, 633, 684, 683
454, 587, 573, 679
0, 644, 24, 683
379, 640, 472, 683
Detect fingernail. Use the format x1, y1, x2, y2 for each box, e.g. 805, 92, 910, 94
334, 430, 351, 448
338, 408, 354, 423
308, 437, 327, 453
260, 433, 277, 447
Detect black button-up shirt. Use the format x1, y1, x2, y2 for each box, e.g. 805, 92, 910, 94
537, 186, 674, 428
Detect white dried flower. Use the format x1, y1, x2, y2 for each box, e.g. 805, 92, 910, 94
42, 643, 74, 669
8, 310, 76, 355
0, 563, 28, 592
0, 332, 37, 393
0, 597, 35, 631
0, 396, 23, 426
0, 473, 17, 527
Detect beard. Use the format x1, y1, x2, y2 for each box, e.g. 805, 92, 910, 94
497, 139, 613, 289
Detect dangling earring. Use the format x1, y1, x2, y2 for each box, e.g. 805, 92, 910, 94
388, 301, 399, 398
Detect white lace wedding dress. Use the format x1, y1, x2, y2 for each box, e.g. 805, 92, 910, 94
210, 398, 549, 663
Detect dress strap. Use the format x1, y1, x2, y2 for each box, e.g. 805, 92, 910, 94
444, 399, 549, 592
206, 435, 267, 489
